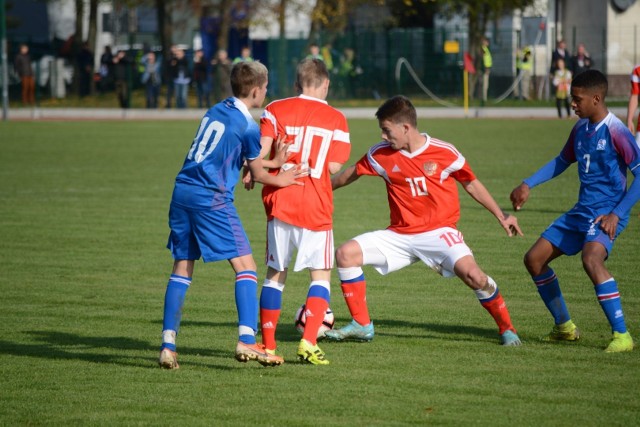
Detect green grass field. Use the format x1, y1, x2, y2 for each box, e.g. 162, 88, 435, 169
1, 118, 639, 426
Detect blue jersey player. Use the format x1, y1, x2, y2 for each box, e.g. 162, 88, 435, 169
511, 70, 640, 353
159, 61, 304, 369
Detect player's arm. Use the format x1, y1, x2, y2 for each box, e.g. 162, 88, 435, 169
596, 137, 640, 239
627, 93, 638, 134
331, 164, 360, 190
242, 134, 290, 190
462, 179, 523, 237
510, 155, 571, 211
246, 157, 306, 188
328, 162, 345, 175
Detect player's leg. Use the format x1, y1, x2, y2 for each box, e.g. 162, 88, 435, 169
525, 230, 579, 341
582, 241, 633, 352
259, 219, 293, 355
297, 268, 332, 365
160, 204, 202, 369
159, 259, 194, 369
324, 239, 375, 342
289, 226, 333, 364
260, 267, 287, 354
326, 230, 412, 342
230, 254, 283, 366
453, 255, 521, 346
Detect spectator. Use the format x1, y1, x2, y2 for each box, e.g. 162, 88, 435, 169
193, 49, 210, 109
113, 50, 131, 109
211, 49, 233, 102
550, 39, 570, 76
552, 58, 572, 118
233, 46, 253, 64
480, 37, 492, 102
14, 44, 35, 105
99, 45, 114, 93
306, 43, 323, 61
141, 52, 162, 109
570, 43, 592, 76
337, 47, 360, 98
173, 48, 191, 109
164, 45, 178, 108
77, 41, 94, 97
515, 46, 532, 101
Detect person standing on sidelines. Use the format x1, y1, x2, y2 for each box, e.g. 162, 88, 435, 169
325, 95, 523, 347
159, 61, 306, 369
511, 70, 639, 353
552, 58, 572, 119
246, 58, 351, 365
626, 64, 640, 144
14, 44, 35, 105
480, 37, 492, 102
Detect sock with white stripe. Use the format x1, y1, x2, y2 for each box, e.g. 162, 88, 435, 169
235, 270, 258, 345
594, 278, 627, 333
161, 274, 191, 351
533, 268, 570, 325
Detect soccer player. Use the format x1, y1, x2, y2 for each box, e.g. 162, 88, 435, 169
158, 61, 305, 369
510, 69, 640, 353
626, 64, 640, 144
249, 58, 351, 365
324, 95, 523, 346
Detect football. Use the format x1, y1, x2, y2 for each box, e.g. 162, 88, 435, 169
294, 304, 335, 339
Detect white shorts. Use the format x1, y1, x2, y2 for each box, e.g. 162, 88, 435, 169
353, 227, 473, 277
266, 218, 334, 272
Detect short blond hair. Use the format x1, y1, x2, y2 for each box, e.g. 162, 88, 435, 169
295, 58, 329, 93
230, 61, 268, 98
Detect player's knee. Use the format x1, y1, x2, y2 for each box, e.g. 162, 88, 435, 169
523, 250, 542, 275
581, 251, 604, 275
335, 242, 360, 268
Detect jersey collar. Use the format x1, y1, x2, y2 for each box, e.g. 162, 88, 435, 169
299, 94, 328, 105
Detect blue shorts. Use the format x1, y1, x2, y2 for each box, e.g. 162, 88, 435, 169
541, 212, 625, 256
167, 202, 252, 263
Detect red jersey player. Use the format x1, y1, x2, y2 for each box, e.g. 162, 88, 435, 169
626, 64, 640, 144
251, 58, 351, 364
325, 95, 523, 346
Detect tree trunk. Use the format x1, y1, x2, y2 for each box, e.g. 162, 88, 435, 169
278, 0, 287, 97
156, 0, 172, 64
73, 0, 84, 96
216, 0, 232, 52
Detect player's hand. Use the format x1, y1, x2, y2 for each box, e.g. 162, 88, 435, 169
510, 183, 530, 211
594, 213, 619, 240
242, 167, 255, 191
272, 134, 291, 169
499, 212, 524, 237
277, 163, 308, 187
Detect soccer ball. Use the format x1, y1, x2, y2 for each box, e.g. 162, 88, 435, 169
294, 304, 335, 339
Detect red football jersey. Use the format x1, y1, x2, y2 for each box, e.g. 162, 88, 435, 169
260, 95, 351, 231
355, 135, 476, 234
631, 65, 640, 132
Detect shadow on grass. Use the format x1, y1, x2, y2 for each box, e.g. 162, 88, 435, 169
335, 318, 499, 342
0, 331, 239, 370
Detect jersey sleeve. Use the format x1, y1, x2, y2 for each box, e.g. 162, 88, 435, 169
243, 120, 262, 161
355, 143, 388, 179
329, 115, 351, 165
631, 65, 640, 95
450, 160, 476, 182
259, 105, 277, 140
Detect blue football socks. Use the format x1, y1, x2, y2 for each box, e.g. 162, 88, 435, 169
595, 278, 627, 333
161, 274, 191, 351
235, 270, 258, 345
533, 268, 570, 325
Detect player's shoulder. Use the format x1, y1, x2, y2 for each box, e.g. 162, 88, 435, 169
368, 141, 392, 156
428, 136, 460, 153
